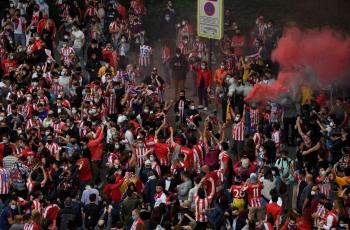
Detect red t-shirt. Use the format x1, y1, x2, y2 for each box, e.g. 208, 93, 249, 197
246, 182, 263, 207
266, 202, 282, 224
76, 158, 92, 181
154, 142, 169, 166
180, 146, 194, 170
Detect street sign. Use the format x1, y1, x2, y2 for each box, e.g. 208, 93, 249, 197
197, 0, 223, 40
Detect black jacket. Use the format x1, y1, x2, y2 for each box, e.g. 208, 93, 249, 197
56, 207, 79, 230
169, 55, 189, 80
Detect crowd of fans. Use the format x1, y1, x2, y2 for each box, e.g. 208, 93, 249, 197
0, 0, 349, 230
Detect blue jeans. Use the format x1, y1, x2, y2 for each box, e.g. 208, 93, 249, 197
14, 33, 26, 46
74, 47, 84, 65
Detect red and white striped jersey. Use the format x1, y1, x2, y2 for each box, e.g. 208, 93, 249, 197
246, 182, 263, 207
24, 222, 39, 230
253, 132, 263, 148
53, 122, 64, 135
130, 217, 145, 230
135, 143, 147, 168
104, 93, 117, 115
86, 6, 97, 17
194, 193, 212, 222
60, 47, 74, 63
13, 146, 24, 157
139, 45, 152, 67
232, 121, 245, 141
219, 151, 230, 171
0, 168, 10, 195
107, 152, 120, 165
230, 184, 245, 199
45, 142, 59, 156
177, 42, 190, 56
50, 83, 64, 97
22, 102, 33, 118
177, 99, 186, 122
109, 21, 119, 33
194, 41, 206, 59
31, 199, 43, 214
26, 118, 43, 130
314, 203, 326, 227
193, 144, 204, 171
318, 180, 332, 199
43, 204, 60, 230
250, 108, 260, 127
152, 162, 161, 177
258, 23, 267, 39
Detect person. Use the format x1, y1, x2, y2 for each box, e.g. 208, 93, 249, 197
195, 61, 212, 110
169, 48, 189, 98
154, 182, 167, 208
266, 190, 282, 227
161, 40, 172, 85
231, 105, 246, 161
83, 193, 101, 230
242, 173, 264, 223
56, 197, 79, 230
213, 62, 228, 111
174, 90, 190, 124
85, 53, 101, 82
120, 188, 142, 227
194, 177, 215, 230
0, 197, 20, 230
81, 184, 101, 206
71, 24, 85, 64
177, 171, 192, 201
86, 125, 104, 186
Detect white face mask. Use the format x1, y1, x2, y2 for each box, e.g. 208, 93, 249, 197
115, 144, 120, 150
201, 65, 206, 69
0, 116, 4, 121
176, 54, 180, 57
190, 106, 195, 110
311, 191, 316, 195
234, 116, 240, 122
72, 109, 77, 114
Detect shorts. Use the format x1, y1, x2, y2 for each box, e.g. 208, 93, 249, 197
232, 198, 245, 212
248, 206, 264, 221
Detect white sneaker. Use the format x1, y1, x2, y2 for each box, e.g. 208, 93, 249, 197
198, 105, 204, 109
203, 107, 208, 111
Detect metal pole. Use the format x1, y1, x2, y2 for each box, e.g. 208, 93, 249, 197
208, 38, 212, 69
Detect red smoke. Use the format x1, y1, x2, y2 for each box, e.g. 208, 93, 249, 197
245, 27, 350, 102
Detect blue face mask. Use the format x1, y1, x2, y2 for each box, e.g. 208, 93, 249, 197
10, 205, 16, 210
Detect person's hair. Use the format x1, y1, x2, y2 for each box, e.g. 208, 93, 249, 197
197, 187, 206, 199
221, 141, 229, 151
14, 215, 23, 224
31, 210, 42, 225
89, 193, 97, 202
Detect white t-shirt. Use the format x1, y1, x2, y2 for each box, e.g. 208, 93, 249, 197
72, 30, 85, 49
